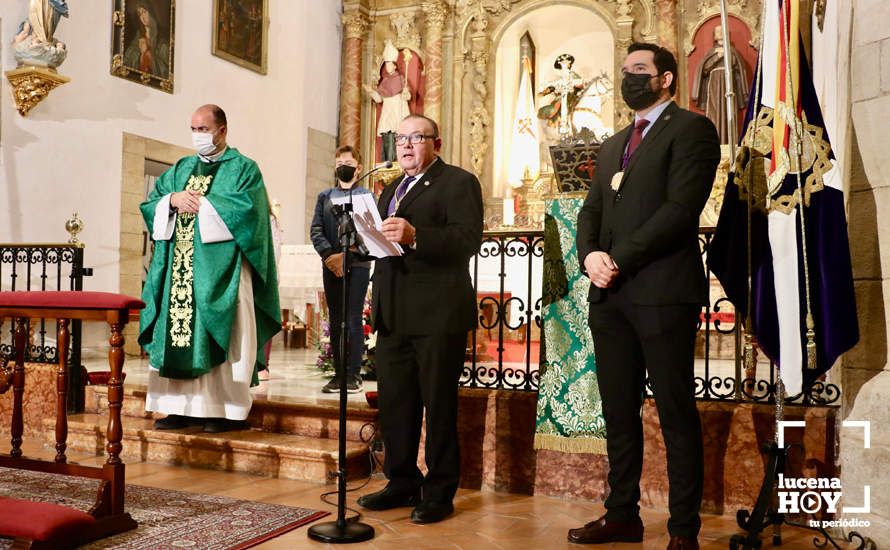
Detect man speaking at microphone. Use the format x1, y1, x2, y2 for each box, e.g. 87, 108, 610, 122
357, 114, 483, 524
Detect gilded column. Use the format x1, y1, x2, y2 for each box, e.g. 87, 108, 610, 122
340, 11, 368, 148
656, 0, 678, 57
422, 0, 448, 126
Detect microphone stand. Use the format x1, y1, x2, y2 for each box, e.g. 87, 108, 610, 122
308, 172, 379, 544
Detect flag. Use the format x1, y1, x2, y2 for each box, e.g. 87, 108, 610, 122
708, 0, 858, 395
507, 55, 541, 188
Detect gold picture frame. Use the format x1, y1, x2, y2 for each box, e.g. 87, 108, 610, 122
110, 0, 175, 93
212, 0, 269, 75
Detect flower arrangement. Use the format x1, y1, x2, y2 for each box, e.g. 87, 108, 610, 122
313, 319, 335, 374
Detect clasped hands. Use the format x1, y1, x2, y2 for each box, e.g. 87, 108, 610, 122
583, 251, 620, 289
170, 190, 202, 214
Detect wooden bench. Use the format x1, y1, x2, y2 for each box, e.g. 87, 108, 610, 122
0, 291, 144, 549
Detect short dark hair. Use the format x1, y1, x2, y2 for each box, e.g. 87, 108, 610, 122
335, 145, 362, 165
208, 104, 227, 127
627, 42, 678, 96
402, 114, 439, 139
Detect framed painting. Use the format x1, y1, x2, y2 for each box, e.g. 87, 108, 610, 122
212, 0, 269, 75
111, 0, 175, 93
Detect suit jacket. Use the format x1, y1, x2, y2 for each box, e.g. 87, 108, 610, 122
576, 102, 720, 305
372, 157, 484, 335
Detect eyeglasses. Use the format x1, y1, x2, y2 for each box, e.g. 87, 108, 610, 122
394, 133, 437, 145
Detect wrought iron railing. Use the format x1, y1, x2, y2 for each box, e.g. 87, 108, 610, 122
460, 228, 840, 405
0, 243, 93, 411
462, 230, 544, 391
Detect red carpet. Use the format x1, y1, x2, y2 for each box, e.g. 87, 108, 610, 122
0, 467, 327, 549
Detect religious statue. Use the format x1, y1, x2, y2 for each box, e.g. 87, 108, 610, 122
691, 26, 749, 144
538, 53, 612, 143
364, 40, 412, 163
13, 0, 70, 69
538, 54, 585, 139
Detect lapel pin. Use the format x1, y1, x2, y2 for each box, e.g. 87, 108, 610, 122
424, 181, 430, 186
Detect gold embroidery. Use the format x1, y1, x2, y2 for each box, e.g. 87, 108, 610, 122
169, 174, 213, 347
734, 107, 833, 216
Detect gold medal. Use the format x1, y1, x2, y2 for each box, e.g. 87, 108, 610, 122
610, 171, 624, 191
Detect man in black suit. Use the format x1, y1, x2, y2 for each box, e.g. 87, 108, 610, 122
569, 43, 720, 550
357, 114, 483, 524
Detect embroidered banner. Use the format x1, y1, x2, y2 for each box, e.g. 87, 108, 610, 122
534, 196, 606, 454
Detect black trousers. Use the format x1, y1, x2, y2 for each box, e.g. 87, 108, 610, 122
322, 266, 370, 377
375, 329, 467, 503
588, 289, 703, 538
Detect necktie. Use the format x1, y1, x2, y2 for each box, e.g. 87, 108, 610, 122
621, 119, 651, 169
387, 176, 415, 216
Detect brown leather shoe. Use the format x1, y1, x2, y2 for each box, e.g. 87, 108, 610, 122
667, 535, 699, 550
567, 515, 643, 544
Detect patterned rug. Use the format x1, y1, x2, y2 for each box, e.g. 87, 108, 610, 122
0, 467, 327, 549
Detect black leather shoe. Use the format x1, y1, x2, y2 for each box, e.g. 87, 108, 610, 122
357, 487, 420, 511
567, 515, 643, 544
667, 535, 699, 550
410, 500, 454, 524
154, 414, 200, 430
203, 418, 250, 433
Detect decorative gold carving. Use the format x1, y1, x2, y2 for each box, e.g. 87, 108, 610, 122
423, 0, 449, 28
112, 10, 124, 26
342, 11, 369, 40
685, 0, 761, 56
390, 12, 421, 53
169, 174, 213, 348
5, 66, 70, 117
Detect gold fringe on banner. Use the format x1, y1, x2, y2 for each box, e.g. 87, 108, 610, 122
534, 433, 608, 455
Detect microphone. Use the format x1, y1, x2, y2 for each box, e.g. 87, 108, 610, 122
351, 160, 394, 186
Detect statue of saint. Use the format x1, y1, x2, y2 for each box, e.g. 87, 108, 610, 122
13, 0, 70, 69
537, 53, 585, 139
364, 40, 412, 163
691, 26, 749, 144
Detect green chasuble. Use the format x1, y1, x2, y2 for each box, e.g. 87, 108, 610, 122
534, 196, 607, 454
138, 148, 281, 382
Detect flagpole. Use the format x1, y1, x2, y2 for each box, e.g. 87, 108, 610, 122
718, 0, 737, 161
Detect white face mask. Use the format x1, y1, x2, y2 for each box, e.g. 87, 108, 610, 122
192, 131, 217, 155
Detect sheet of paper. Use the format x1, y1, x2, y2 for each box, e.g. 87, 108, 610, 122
332, 194, 403, 257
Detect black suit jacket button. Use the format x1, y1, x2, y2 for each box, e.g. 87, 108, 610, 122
615, 193, 622, 201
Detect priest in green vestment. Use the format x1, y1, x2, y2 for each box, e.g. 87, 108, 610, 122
139, 104, 281, 433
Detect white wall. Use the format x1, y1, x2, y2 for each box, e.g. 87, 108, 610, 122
0, 0, 342, 292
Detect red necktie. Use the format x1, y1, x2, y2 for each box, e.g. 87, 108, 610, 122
622, 119, 651, 169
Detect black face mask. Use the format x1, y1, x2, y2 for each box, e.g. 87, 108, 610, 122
620, 72, 661, 111
335, 164, 357, 183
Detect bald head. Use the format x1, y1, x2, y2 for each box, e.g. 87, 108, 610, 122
190, 104, 228, 155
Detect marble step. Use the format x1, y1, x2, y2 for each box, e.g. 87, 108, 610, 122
85, 385, 379, 443
50, 413, 371, 483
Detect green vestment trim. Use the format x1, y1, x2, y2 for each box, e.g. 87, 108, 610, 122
534, 197, 607, 454
138, 148, 281, 381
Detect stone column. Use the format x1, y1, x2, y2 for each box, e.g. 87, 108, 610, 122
339, 11, 368, 148
422, 0, 448, 126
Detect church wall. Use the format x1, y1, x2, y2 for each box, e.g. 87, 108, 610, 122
0, 1, 342, 298
840, 0, 890, 544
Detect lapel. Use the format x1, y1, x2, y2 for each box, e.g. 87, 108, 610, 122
616, 102, 679, 192
378, 175, 400, 219
392, 157, 444, 215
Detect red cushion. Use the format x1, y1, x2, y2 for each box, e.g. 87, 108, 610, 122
0, 497, 96, 542
0, 291, 144, 311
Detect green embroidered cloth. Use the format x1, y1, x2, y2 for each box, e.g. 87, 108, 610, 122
534, 196, 607, 454
139, 148, 281, 381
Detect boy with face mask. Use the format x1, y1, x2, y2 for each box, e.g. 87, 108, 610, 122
310, 145, 373, 393
571, 43, 720, 549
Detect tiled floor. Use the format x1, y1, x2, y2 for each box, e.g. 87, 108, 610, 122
15, 441, 838, 549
